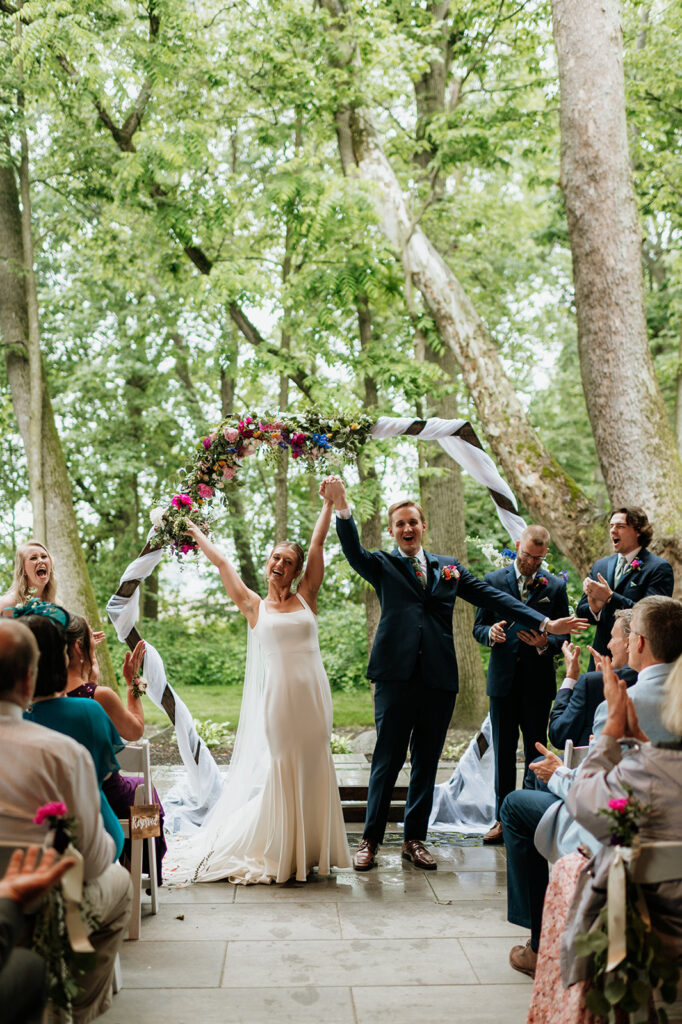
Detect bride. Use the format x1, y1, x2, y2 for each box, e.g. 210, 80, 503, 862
178, 477, 351, 884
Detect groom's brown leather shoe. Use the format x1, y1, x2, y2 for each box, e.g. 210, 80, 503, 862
353, 838, 378, 871
401, 839, 437, 870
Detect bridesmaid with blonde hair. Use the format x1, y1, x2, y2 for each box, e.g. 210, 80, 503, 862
0, 540, 56, 611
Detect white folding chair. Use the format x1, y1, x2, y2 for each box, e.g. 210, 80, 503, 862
116, 739, 160, 940
564, 738, 590, 769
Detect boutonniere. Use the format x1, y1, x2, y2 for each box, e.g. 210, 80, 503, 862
627, 558, 643, 573
441, 565, 460, 582
529, 575, 548, 590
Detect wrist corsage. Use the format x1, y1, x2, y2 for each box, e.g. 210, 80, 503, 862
130, 676, 148, 700
441, 565, 460, 582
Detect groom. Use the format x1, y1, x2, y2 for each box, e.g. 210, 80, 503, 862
325, 480, 586, 871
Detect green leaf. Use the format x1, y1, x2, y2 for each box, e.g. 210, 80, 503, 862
585, 988, 611, 1016
603, 974, 627, 1004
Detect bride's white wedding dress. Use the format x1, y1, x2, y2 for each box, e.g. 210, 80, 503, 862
174, 593, 351, 884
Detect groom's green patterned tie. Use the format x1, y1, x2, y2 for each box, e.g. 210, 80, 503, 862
613, 554, 628, 587
409, 556, 427, 589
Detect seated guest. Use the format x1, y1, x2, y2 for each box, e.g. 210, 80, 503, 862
0, 619, 132, 1023
526, 653, 682, 1023
0, 540, 56, 612
503, 595, 682, 978
548, 609, 636, 748
577, 507, 674, 667
0, 846, 75, 1024
16, 603, 125, 860
65, 615, 166, 884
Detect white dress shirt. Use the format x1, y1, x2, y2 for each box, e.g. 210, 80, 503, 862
0, 701, 115, 881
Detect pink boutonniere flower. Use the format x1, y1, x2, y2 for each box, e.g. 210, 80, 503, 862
629, 558, 642, 572
441, 565, 460, 582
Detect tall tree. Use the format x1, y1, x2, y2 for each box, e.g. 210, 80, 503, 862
552, 0, 682, 570
0, 160, 115, 681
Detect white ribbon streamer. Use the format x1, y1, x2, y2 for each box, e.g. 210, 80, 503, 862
106, 535, 224, 834
371, 416, 526, 541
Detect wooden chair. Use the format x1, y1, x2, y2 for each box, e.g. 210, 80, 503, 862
116, 739, 160, 940
564, 738, 590, 770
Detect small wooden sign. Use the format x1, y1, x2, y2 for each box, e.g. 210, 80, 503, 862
129, 804, 161, 839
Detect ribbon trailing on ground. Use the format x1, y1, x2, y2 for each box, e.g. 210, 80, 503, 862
106, 539, 224, 834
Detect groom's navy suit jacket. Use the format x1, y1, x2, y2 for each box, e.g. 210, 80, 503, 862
576, 547, 674, 658
336, 515, 547, 692
472, 564, 569, 700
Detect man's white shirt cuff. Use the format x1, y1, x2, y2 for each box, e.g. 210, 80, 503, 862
335, 507, 352, 519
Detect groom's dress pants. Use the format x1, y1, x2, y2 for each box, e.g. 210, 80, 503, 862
364, 673, 456, 844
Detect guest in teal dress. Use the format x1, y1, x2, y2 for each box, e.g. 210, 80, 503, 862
17, 605, 124, 860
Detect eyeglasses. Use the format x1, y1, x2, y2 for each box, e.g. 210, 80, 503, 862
518, 550, 545, 563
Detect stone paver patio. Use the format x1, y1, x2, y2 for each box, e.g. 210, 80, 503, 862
100, 758, 533, 1023
98, 757, 532, 1019
100, 840, 533, 1023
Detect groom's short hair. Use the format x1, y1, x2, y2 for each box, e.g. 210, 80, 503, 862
387, 500, 426, 528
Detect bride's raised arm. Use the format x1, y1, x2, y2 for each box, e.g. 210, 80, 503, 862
297, 480, 335, 602
185, 522, 260, 626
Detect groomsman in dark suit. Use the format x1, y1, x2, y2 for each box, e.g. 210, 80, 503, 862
473, 526, 569, 844
548, 609, 637, 749
577, 507, 674, 668
324, 480, 586, 872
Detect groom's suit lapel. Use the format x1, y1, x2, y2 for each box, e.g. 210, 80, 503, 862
426, 552, 440, 593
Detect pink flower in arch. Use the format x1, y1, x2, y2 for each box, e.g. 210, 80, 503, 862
171, 494, 193, 509
197, 483, 214, 499
222, 466, 236, 480
224, 427, 239, 443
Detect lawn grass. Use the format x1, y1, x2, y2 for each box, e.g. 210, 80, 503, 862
142, 683, 375, 731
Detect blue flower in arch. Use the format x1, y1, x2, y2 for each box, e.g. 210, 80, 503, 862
558, 569, 569, 583
501, 547, 517, 561
312, 432, 331, 449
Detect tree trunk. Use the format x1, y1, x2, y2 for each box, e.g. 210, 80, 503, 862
552, 0, 682, 571
355, 297, 382, 651
0, 161, 116, 686
219, 363, 261, 594
17, 128, 45, 541
421, 346, 487, 727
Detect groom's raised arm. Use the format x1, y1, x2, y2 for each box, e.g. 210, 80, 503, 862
336, 513, 381, 588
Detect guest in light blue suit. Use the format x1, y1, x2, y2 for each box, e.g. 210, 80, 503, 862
577, 507, 674, 668
473, 525, 569, 842
502, 595, 682, 978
